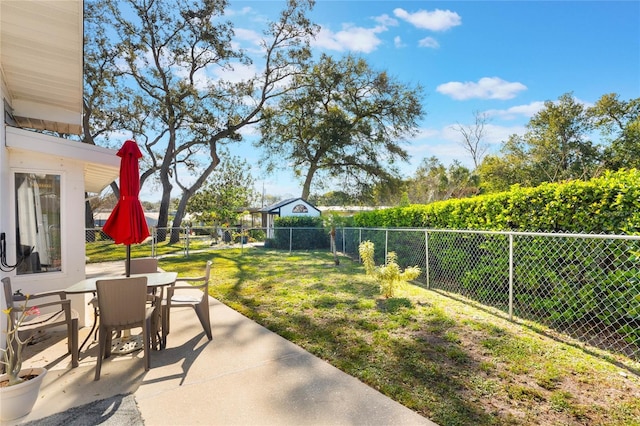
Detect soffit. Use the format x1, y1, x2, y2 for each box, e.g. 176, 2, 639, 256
1, 0, 83, 134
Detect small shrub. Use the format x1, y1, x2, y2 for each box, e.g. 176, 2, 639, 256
359, 240, 376, 276
360, 241, 421, 298
378, 252, 421, 298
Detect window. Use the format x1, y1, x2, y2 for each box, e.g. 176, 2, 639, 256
15, 173, 61, 274
292, 204, 308, 213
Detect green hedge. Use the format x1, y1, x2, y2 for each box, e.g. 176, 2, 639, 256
353, 169, 640, 234
272, 216, 330, 250
349, 170, 640, 355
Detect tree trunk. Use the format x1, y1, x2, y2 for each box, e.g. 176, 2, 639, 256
155, 171, 173, 242
301, 166, 317, 200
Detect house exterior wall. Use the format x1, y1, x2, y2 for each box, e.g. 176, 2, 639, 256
1, 0, 114, 341
1, 85, 10, 277
1, 80, 94, 328
3, 141, 92, 326
2, 79, 11, 339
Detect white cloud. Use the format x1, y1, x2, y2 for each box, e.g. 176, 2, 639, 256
393, 8, 462, 31
234, 28, 262, 47
374, 13, 399, 27
313, 24, 385, 53
436, 77, 527, 100
418, 37, 439, 49
404, 127, 468, 166
482, 124, 526, 144
226, 6, 253, 17
394, 36, 405, 48
484, 101, 546, 119
211, 61, 259, 84
232, 27, 264, 54
400, 121, 528, 176
404, 139, 471, 174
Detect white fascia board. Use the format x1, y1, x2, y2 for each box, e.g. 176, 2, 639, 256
11, 99, 81, 127
5, 126, 120, 192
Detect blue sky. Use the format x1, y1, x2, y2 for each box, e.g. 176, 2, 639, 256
139, 1, 640, 202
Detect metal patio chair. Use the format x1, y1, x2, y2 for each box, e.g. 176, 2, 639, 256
161, 261, 213, 348
2, 277, 79, 368
94, 276, 159, 380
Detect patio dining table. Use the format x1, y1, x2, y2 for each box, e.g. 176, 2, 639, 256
65, 272, 177, 355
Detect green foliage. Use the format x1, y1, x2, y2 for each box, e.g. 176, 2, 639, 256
377, 252, 421, 298
86, 0, 318, 233
405, 157, 480, 204
258, 53, 424, 199
353, 169, 640, 234
590, 93, 640, 170
477, 92, 602, 190
358, 240, 376, 276
272, 216, 329, 250
186, 156, 257, 226
359, 241, 421, 298
351, 169, 640, 349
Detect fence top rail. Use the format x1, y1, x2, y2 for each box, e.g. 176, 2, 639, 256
340, 227, 640, 241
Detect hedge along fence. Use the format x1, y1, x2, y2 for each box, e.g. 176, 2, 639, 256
336, 228, 640, 361
344, 169, 640, 361
352, 168, 640, 234
268, 216, 330, 250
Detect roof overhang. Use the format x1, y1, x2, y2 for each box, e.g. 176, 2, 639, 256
6, 126, 119, 193
1, 0, 84, 134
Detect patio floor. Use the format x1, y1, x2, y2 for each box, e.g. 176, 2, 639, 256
4, 262, 435, 426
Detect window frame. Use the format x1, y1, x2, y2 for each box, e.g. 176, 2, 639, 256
12, 169, 65, 275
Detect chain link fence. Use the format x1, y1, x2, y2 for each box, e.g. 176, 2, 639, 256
85, 225, 329, 259
86, 225, 640, 361
337, 227, 640, 362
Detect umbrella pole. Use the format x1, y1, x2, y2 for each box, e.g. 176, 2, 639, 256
126, 245, 131, 277
119, 243, 134, 350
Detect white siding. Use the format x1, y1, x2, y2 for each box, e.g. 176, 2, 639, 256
6, 147, 92, 325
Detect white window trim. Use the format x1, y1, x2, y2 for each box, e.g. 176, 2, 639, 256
10, 168, 66, 278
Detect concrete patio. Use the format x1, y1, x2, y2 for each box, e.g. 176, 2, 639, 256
3, 262, 435, 426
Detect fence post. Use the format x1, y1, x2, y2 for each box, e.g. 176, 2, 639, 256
151, 227, 157, 258
508, 233, 514, 321
184, 226, 190, 257
385, 229, 388, 261
289, 227, 293, 254
358, 228, 362, 262
342, 227, 345, 254
240, 226, 245, 254
425, 230, 430, 289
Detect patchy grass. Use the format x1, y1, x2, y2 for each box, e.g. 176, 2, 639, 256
159, 248, 640, 426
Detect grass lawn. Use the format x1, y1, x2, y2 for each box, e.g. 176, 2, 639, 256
158, 247, 640, 426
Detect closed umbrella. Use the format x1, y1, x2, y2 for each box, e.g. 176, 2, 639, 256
102, 140, 150, 276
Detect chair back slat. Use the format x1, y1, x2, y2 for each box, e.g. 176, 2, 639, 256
128, 258, 158, 274
96, 277, 147, 327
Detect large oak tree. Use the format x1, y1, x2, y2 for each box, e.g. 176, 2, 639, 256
257, 53, 424, 199
85, 0, 318, 241
478, 92, 603, 191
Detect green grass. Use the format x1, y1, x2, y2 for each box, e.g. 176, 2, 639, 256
149, 247, 640, 425
85, 237, 226, 262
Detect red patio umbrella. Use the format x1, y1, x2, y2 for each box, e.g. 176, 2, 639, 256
102, 139, 150, 277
